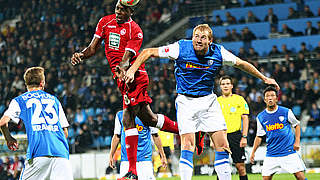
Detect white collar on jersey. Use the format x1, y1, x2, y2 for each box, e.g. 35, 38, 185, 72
265, 106, 279, 114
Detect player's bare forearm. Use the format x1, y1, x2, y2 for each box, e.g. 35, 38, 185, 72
110, 134, 120, 157
125, 48, 158, 83
63, 128, 68, 138
152, 134, 165, 157
235, 58, 280, 89
241, 115, 249, 137
252, 136, 262, 154
294, 125, 301, 145
0, 115, 11, 128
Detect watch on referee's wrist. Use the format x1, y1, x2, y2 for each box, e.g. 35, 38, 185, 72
242, 135, 247, 138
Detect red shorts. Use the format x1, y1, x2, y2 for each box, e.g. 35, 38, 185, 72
117, 70, 152, 109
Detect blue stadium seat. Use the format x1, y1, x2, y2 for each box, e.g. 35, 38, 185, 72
221, 41, 244, 55
212, 22, 270, 39
251, 34, 320, 56
105, 136, 112, 146
292, 105, 301, 117
311, 137, 320, 143
301, 137, 311, 143
303, 126, 314, 138
278, 17, 320, 34
314, 126, 320, 136
305, 0, 320, 16
189, 16, 205, 28
212, 3, 297, 22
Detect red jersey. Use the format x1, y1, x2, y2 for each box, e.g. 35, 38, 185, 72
94, 14, 145, 76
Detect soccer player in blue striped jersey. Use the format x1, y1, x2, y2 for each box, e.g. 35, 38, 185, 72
109, 110, 167, 180
250, 86, 306, 180
124, 24, 279, 180
0, 67, 73, 180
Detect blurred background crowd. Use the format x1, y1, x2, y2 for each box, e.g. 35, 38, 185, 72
0, 0, 320, 163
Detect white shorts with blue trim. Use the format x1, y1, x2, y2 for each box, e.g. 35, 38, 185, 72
175, 93, 227, 135
20, 157, 73, 180
120, 161, 155, 180
262, 152, 306, 176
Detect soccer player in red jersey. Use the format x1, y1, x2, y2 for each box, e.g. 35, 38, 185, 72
71, 1, 178, 179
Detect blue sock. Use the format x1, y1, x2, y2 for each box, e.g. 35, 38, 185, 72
179, 150, 194, 180
214, 151, 231, 180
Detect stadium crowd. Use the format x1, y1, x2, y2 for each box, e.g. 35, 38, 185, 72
0, 0, 320, 154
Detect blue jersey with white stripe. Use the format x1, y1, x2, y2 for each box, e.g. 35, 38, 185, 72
175, 40, 223, 96
257, 106, 296, 157
116, 111, 153, 162
13, 90, 69, 160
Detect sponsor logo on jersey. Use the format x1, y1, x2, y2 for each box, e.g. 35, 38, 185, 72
120, 29, 126, 35
136, 124, 144, 131
266, 123, 284, 131
279, 116, 285, 121
165, 47, 169, 53
109, 32, 120, 50
107, 25, 116, 28
208, 60, 214, 66
185, 62, 209, 69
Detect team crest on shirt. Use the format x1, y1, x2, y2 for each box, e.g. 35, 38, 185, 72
120, 29, 126, 35
137, 33, 143, 39
279, 116, 285, 121
208, 60, 214, 66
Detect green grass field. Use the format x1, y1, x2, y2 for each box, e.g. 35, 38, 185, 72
77, 173, 320, 180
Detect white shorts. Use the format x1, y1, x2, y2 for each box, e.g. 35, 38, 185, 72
120, 161, 155, 180
20, 157, 73, 180
175, 94, 227, 135
262, 152, 306, 176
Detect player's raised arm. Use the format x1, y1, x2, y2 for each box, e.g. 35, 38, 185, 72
234, 58, 280, 90
125, 48, 159, 83
71, 36, 102, 65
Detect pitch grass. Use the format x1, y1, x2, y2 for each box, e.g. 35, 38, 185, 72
76, 173, 320, 180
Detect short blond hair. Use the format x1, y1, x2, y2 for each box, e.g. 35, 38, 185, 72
192, 24, 213, 40
23, 67, 45, 88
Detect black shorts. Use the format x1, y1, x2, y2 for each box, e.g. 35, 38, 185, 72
163, 146, 172, 159
227, 130, 246, 163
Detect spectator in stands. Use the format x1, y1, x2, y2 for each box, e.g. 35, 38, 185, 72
255, 0, 266, 6
269, 26, 280, 39
12, 156, 22, 180
203, 16, 214, 26
245, 11, 260, 23
243, 0, 254, 7
248, 47, 259, 60
215, 15, 223, 26
280, 94, 293, 108
281, 44, 292, 55
303, 82, 316, 110
231, 29, 241, 41
300, 5, 314, 18
300, 62, 314, 82
238, 47, 248, 59
288, 62, 301, 81
314, 41, 320, 54
264, 8, 278, 27
288, 7, 299, 19
222, 29, 233, 42
159, 8, 171, 25
272, 63, 282, 81
268, 45, 281, 57
281, 24, 295, 37
317, 21, 320, 35
75, 124, 93, 153
299, 42, 310, 57
305, 21, 318, 36
225, 11, 237, 25
310, 71, 320, 92
241, 27, 256, 42
308, 103, 320, 126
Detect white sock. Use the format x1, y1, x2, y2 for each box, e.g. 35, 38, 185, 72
179, 150, 193, 180
156, 114, 164, 129
215, 161, 231, 180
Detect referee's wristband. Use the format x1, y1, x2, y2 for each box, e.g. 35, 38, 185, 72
242, 135, 247, 138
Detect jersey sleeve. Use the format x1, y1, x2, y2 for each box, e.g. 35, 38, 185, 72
220, 46, 237, 66
241, 97, 250, 115
256, 117, 266, 136
94, 18, 105, 39
58, 102, 69, 128
150, 127, 159, 135
158, 42, 180, 59
114, 114, 121, 135
4, 99, 21, 124
125, 25, 143, 56
288, 109, 299, 127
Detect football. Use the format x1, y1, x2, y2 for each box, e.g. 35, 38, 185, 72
120, 0, 140, 7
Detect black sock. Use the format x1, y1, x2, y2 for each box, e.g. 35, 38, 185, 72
240, 175, 248, 180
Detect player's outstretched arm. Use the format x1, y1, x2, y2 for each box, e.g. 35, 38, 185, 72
71, 37, 102, 65
124, 48, 159, 84
250, 136, 262, 164
293, 125, 301, 151
234, 58, 280, 90
0, 116, 18, 151
152, 133, 168, 169
109, 134, 120, 169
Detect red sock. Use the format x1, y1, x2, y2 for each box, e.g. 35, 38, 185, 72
125, 128, 139, 175
160, 115, 179, 134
